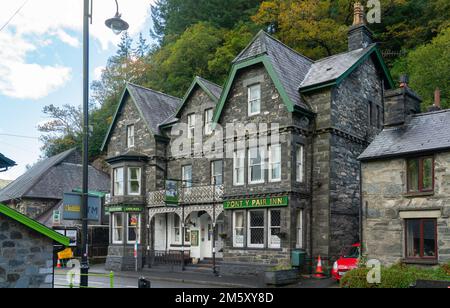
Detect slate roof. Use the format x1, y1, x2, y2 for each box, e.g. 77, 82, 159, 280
359, 110, 450, 161
299, 44, 377, 90
196, 76, 222, 100
0, 149, 110, 202
0, 153, 16, 170
234, 31, 314, 111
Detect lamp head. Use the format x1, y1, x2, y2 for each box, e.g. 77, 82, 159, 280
105, 13, 129, 35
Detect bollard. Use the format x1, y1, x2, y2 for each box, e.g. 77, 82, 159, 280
109, 271, 115, 289
138, 277, 151, 288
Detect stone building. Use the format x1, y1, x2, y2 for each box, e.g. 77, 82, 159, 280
0, 203, 69, 288
102, 4, 395, 274
359, 87, 450, 266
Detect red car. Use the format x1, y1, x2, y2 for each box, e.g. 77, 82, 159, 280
331, 243, 361, 281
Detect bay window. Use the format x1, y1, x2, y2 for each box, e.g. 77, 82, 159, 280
247, 210, 265, 248
407, 157, 434, 193
268, 210, 281, 248
233, 150, 245, 186
128, 167, 141, 195
233, 211, 245, 247
248, 147, 264, 184
296, 145, 305, 183
127, 213, 141, 244
269, 144, 281, 182
406, 219, 437, 260
113, 167, 124, 196
112, 213, 123, 244
248, 84, 261, 116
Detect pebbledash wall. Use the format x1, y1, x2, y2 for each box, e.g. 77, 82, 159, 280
361, 152, 450, 265
0, 217, 54, 288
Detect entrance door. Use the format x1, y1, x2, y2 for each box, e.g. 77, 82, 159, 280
200, 213, 212, 259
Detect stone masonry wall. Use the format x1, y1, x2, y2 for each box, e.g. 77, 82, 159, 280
362, 152, 450, 266
0, 216, 54, 288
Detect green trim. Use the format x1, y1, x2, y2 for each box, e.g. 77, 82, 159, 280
175, 77, 219, 118
106, 205, 144, 213
212, 55, 298, 128
299, 45, 395, 94
0, 203, 70, 246
71, 189, 107, 198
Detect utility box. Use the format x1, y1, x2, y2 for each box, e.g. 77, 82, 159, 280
291, 250, 306, 267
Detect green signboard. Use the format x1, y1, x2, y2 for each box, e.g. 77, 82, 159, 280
224, 196, 289, 210
106, 205, 144, 213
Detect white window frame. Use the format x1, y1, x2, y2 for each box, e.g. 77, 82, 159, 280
126, 124, 135, 148
248, 84, 261, 116
182, 165, 193, 188
172, 214, 181, 245
247, 210, 265, 248
126, 213, 141, 244
127, 167, 141, 196
187, 114, 195, 139
211, 160, 223, 185
233, 150, 245, 186
296, 145, 305, 183
269, 144, 281, 182
248, 147, 265, 184
204, 108, 214, 136
296, 210, 304, 249
112, 213, 124, 244
113, 167, 124, 196
233, 211, 245, 248
268, 209, 281, 249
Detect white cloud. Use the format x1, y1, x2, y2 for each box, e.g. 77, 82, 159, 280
0, 0, 154, 100
94, 66, 106, 80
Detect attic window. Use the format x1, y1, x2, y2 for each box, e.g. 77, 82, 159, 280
127, 125, 135, 148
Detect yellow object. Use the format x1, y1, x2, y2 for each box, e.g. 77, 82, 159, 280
58, 248, 73, 260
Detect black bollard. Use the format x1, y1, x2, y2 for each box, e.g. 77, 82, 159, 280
138, 277, 151, 288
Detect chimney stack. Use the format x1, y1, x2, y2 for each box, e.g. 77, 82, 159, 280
384, 75, 422, 127
348, 1, 373, 51
428, 88, 442, 112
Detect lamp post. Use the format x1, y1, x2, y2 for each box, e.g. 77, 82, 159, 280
80, 0, 129, 288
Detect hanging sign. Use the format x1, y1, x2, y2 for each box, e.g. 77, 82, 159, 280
165, 180, 179, 205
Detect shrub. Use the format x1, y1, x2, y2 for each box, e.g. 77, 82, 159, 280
340, 263, 450, 288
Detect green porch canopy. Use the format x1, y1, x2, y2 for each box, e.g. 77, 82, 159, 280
0, 153, 16, 172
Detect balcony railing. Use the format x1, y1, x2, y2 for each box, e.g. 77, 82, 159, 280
148, 184, 224, 207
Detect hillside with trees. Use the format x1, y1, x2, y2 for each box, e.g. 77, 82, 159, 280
39, 0, 449, 159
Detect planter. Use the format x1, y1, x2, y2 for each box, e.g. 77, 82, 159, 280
264, 269, 300, 286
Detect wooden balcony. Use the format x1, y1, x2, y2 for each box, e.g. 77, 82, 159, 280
148, 184, 224, 207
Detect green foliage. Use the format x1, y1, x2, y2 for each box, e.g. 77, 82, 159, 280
341, 263, 450, 288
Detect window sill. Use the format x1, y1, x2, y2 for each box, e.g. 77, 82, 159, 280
403, 191, 435, 198
402, 258, 438, 265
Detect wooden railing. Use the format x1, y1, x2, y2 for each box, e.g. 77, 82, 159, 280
148, 184, 224, 207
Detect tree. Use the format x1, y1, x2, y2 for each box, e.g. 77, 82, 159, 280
134, 33, 150, 58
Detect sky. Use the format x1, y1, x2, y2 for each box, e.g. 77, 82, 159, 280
0, 0, 156, 181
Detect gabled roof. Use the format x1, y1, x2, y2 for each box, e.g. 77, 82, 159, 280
0, 153, 16, 171
299, 44, 394, 93
0, 203, 70, 246
0, 149, 110, 202
101, 83, 181, 151
174, 76, 223, 119
359, 110, 450, 161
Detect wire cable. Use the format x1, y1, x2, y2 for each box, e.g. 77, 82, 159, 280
0, 0, 29, 33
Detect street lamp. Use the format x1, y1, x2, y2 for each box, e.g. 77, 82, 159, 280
80, 0, 129, 288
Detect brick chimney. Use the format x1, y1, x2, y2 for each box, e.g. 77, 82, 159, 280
348, 1, 374, 51
384, 75, 422, 127
428, 88, 442, 112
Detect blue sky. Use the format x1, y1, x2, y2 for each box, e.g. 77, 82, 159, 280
0, 0, 155, 180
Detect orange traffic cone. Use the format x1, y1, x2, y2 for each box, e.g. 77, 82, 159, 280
314, 255, 326, 279
57, 258, 62, 269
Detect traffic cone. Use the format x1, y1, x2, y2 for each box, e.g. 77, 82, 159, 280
314, 255, 326, 279
57, 258, 62, 269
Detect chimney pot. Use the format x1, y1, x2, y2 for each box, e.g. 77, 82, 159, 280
353, 2, 365, 26
399, 75, 409, 88
434, 87, 441, 108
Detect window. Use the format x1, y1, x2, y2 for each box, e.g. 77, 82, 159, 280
296, 145, 305, 183
127, 167, 141, 195
269, 144, 281, 182
269, 210, 281, 248
127, 214, 140, 244
182, 165, 193, 188
112, 213, 123, 244
296, 210, 303, 248
211, 160, 223, 185
407, 157, 434, 193
368, 101, 373, 126
406, 219, 437, 259
204, 109, 213, 135
233, 150, 245, 186
233, 211, 245, 247
172, 214, 181, 244
248, 147, 264, 184
248, 210, 265, 248
126, 125, 135, 148
187, 114, 195, 139
248, 84, 261, 116
113, 167, 124, 196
